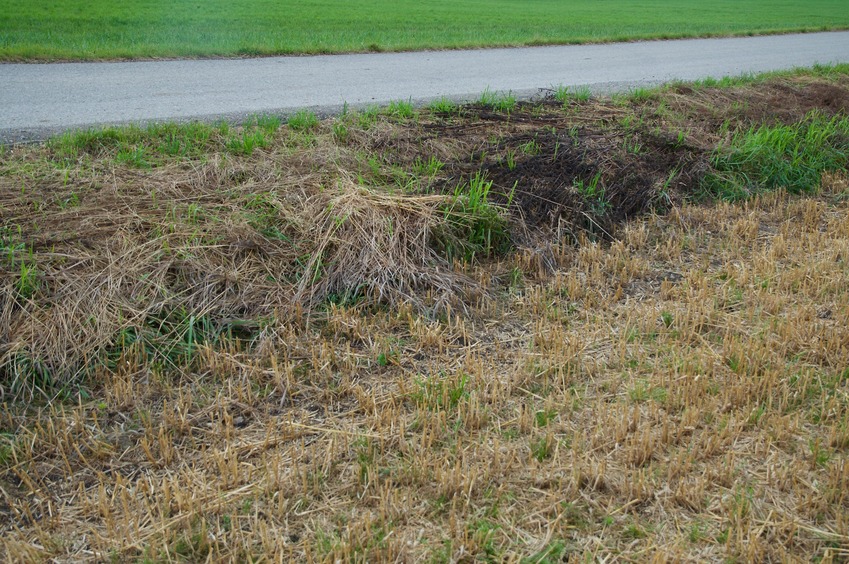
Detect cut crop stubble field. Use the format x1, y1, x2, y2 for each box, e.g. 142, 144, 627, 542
1, 0, 848, 61
1, 66, 849, 561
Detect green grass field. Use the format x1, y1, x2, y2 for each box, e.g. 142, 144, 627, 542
1, 0, 847, 61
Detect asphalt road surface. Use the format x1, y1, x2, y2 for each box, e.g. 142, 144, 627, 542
2, 31, 848, 143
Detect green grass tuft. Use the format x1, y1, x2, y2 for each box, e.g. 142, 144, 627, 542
50, 122, 220, 164
434, 173, 513, 262
412, 156, 445, 179
428, 97, 459, 114
385, 99, 415, 120
478, 88, 517, 113
701, 111, 849, 201
554, 85, 592, 105
357, 106, 381, 130
226, 129, 269, 155
287, 110, 319, 131
574, 172, 610, 216
249, 114, 282, 134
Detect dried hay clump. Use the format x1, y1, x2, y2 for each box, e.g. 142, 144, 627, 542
294, 177, 479, 310
0, 156, 495, 391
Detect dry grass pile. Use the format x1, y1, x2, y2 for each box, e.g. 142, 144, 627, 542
291, 178, 481, 310
0, 68, 848, 561
0, 153, 496, 392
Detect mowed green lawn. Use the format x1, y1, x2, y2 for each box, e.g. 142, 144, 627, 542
1, 0, 847, 61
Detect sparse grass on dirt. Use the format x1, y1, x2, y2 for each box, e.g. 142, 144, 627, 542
1, 67, 849, 561
1, 0, 848, 61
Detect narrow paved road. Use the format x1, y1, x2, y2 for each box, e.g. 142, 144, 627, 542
2, 31, 848, 143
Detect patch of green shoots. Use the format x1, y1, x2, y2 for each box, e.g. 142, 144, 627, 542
357, 106, 380, 130
385, 99, 415, 120
627, 86, 657, 102
701, 111, 849, 201
522, 540, 568, 563
102, 309, 258, 375
435, 172, 513, 261
554, 85, 592, 105
287, 110, 319, 131
17, 260, 39, 300
520, 140, 541, 155
248, 114, 282, 134
115, 146, 151, 168
412, 156, 445, 179
574, 172, 610, 216
428, 97, 458, 114
411, 372, 469, 412
479, 88, 517, 113
531, 434, 553, 461
226, 129, 269, 155
332, 120, 349, 142
51, 122, 219, 164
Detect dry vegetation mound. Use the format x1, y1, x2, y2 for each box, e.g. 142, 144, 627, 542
0, 69, 848, 561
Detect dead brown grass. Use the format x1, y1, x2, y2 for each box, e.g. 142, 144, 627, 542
1, 73, 848, 562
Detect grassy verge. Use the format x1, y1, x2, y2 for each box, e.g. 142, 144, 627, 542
0, 0, 847, 61
1, 68, 848, 561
